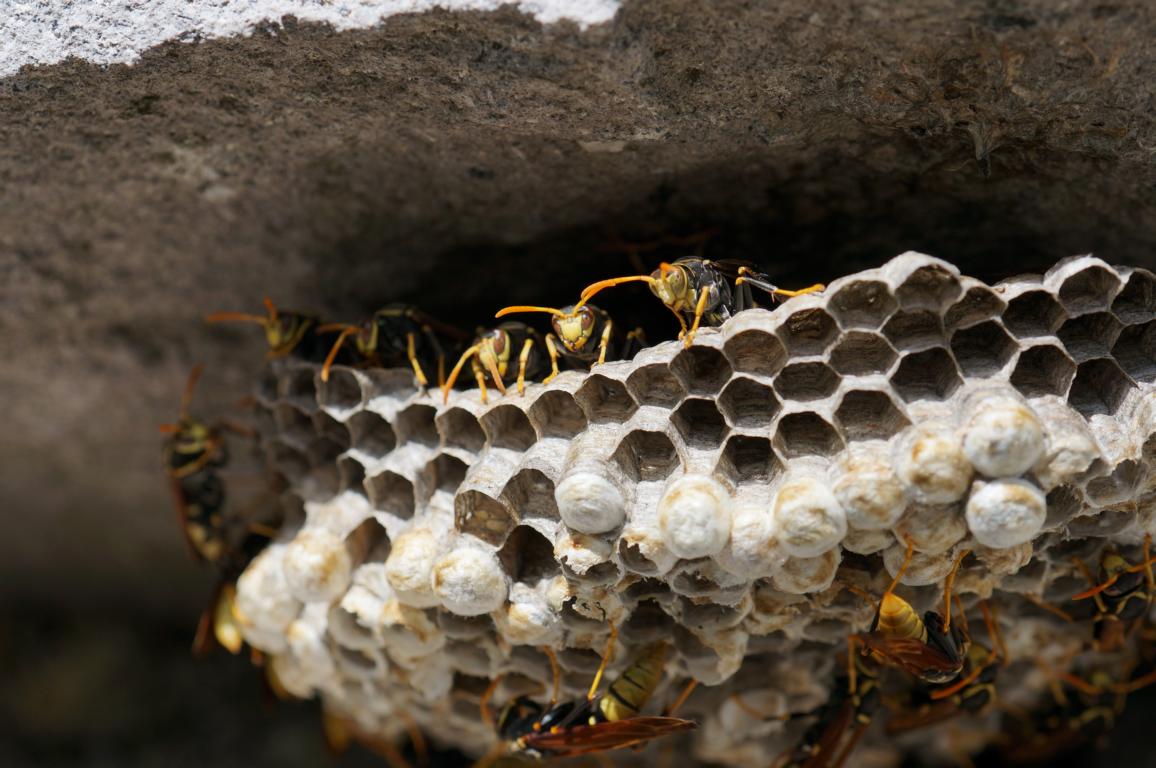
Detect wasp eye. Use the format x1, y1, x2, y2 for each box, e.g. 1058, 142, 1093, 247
580, 308, 594, 329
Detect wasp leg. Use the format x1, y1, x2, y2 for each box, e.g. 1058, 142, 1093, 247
1023, 593, 1074, 622
479, 674, 506, 730
586, 623, 619, 701
737, 270, 826, 302
405, 332, 429, 388
663, 679, 699, 718
419, 323, 448, 389
516, 338, 536, 396
543, 334, 562, 384
683, 287, 711, 347
442, 344, 480, 404
596, 319, 614, 366
623, 327, 647, 359
942, 549, 971, 631
474, 367, 490, 404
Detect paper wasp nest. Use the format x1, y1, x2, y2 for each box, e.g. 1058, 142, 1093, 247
235, 253, 1156, 765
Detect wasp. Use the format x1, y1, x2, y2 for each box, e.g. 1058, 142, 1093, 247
206, 297, 327, 362
323, 708, 428, 768
579, 258, 824, 346
160, 365, 255, 564
494, 300, 646, 371
848, 541, 972, 687
885, 600, 1007, 734
1069, 534, 1155, 651
316, 304, 470, 385
441, 322, 552, 404
476, 628, 697, 766
761, 652, 882, 768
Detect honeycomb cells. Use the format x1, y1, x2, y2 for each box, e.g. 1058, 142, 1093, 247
238, 253, 1156, 767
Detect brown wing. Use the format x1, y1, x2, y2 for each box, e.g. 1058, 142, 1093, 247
800, 700, 856, 768
857, 634, 962, 679
521, 717, 696, 756
884, 701, 962, 734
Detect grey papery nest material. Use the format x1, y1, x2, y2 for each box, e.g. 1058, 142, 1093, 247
232, 252, 1156, 765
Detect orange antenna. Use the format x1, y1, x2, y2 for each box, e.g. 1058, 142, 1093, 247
579, 274, 658, 303
180, 364, 205, 420
442, 344, 481, 404
263, 297, 278, 323
205, 297, 279, 327
319, 326, 358, 382
496, 304, 566, 319
942, 549, 971, 631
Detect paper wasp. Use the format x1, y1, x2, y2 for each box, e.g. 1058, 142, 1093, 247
848, 541, 971, 688
494, 301, 647, 370
161, 365, 253, 564
441, 322, 552, 404
1068, 534, 1155, 651
206, 297, 327, 362
885, 601, 1007, 734
316, 304, 470, 385
580, 258, 824, 346
476, 628, 696, 766
760, 652, 882, 768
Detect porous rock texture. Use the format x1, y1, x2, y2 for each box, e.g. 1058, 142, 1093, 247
237, 253, 1156, 765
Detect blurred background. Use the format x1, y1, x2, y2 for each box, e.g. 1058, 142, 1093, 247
2, 0, 1155, 764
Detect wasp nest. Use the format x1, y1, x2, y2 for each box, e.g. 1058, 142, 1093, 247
233, 252, 1156, 765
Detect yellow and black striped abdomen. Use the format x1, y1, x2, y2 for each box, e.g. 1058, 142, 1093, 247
598, 643, 668, 722
875, 593, 928, 643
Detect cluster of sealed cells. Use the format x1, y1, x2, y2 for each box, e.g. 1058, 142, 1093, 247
233, 253, 1156, 764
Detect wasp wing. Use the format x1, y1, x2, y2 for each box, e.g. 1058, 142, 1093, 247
857, 634, 963, 679
520, 717, 696, 756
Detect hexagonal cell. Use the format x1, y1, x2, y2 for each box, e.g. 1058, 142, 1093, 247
346, 411, 397, 458
670, 345, 733, 396
773, 412, 844, 459
718, 376, 780, 430
317, 368, 363, 411
497, 525, 559, 584
365, 470, 416, 520
621, 599, 676, 641
311, 411, 351, 450
337, 455, 367, 496
394, 404, 439, 447
1067, 358, 1134, 417
618, 541, 663, 576
1067, 509, 1137, 538
273, 403, 314, 446
1086, 459, 1145, 506
573, 374, 638, 423
256, 369, 279, 405
773, 361, 840, 402
501, 468, 559, 521
669, 563, 726, 598
828, 331, 898, 377
306, 436, 345, 468
419, 453, 469, 500
890, 348, 962, 402
723, 328, 787, 377
834, 390, 910, 442
716, 434, 780, 483
894, 263, 963, 311
625, 363, 686, 409
1002, 290, 1066, 338
561, 558, 621, 587
1112, 269, 1156, 324
268, 441, 309, 478
1010, 344, 1077, 398
1058, 263, 1123, 316
882, 310, 945, 353
480, 404, 537, 452
345, 517, 390, 565
611, 430, 680, 482
777, 307, 839, 357
436, 611, 493, 640
437, 407, 486, 453
1111, 321, 1156, 382
950, 320, 1017, 378
827, 279, 898, 329
1057, 312, 1123, 362
944, 285, 1006, 331
671, 398, 729, 449
527, 390, 588, 439
280, 367, 319, 411
454, 489, 516, 546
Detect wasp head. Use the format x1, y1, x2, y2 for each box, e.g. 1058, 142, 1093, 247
649, 263, 691, 308
476, 329, 511, 377
552, 305, 596, 352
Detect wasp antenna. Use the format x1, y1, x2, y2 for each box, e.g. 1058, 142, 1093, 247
321, 326, 358, 383
1072, 577, 1121, 601
481, 347, 507, 396
315, 322, 357, 334
178, 364, 205, 420
443, 344, 480, 404
262, 296, 279, 323
579, 274, 657, 302
204, 311, 268, 325
883, 538, 916, 608
495, 305, 565, 319
541, 646, 562, 708
158, 423, 180, 434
